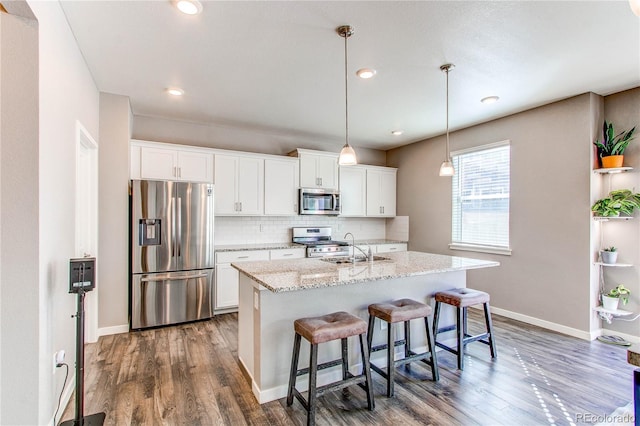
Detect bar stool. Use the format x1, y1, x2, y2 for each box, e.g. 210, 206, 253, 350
286, 311, 374, 426
367, 298, 439, 397
433, 288, 497, 370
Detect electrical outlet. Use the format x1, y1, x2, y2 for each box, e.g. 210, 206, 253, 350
380, 321, 387, 330
53, 350, 65, 373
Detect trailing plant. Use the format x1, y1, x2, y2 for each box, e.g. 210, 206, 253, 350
591, 189, 640, 217
593, 121, 636, 157
604, 284, 631, 305
602, 246, 617, 252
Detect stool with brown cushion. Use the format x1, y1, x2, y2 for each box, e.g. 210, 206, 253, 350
433, 288, 497, 370
367, 298, 439, 397
287, 311, 374, 426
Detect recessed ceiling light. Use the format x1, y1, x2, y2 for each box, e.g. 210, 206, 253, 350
174, 0, 203, 15
481, 96, 500, 104
166, 88, 184, 96
356, 68, 377, 79
391, 130, 403, 136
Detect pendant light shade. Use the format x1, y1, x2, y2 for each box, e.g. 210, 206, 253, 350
337, 25, 358, 166
439, 63, 455, 177
630, 0, 640, 16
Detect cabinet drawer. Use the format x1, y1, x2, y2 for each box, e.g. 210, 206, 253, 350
216, 250, 270, 264
375, 243, 407, 253
270, 248, 306, 260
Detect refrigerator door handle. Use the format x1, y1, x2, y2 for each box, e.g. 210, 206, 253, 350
140, 273, 208, 282
177, 196, 182, 258
170, 197, 176, 258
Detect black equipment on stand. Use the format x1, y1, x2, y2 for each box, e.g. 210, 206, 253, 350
60, 258, 105, 426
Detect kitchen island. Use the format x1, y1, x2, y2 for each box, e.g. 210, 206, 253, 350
233, 251, 499, 403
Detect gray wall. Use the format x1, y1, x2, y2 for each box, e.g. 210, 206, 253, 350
0, 11, 39, 424
599, 87, 640, 336
99, 93, 132, 329
387, 93, 599, 336
133, 114, 387, 166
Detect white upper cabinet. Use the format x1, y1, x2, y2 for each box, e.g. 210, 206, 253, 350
366, 167, 397, 217
339, 165, 367, 217
296, 149, 339, 190
132, 141, 213, 183
264, 157, 299, 216
215, 154, 264, 215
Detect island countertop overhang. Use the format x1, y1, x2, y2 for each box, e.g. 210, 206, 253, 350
232, 251, 499, 293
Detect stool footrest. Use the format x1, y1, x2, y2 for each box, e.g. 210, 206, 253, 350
370, 339, 406, 353
436, 341, 460, 355
315, 373, 367, 398
464, 332, 490, 345
436, 325, 456, 334
295, 358, 343, 377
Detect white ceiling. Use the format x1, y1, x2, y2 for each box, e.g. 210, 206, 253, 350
59, 1, 640, 151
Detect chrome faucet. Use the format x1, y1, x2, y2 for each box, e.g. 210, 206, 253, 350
344, 232, 372, 262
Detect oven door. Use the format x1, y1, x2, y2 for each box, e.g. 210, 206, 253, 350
299, 189, 340, 215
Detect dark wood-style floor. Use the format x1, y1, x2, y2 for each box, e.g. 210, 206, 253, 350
60, 311, 635, 425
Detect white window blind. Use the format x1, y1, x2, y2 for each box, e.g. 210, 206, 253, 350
451, 142, 510, 253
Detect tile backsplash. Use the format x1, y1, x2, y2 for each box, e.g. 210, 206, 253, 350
215, 216, 388, 245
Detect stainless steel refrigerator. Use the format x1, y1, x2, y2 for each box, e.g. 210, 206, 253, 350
130, 180, 214, 329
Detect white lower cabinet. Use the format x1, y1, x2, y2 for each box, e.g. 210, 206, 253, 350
376, 243, 407, 253
215, 250, 270, 310
215, 248, 305, 310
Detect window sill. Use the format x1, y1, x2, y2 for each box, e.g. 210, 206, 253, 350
449, 243, 512, 256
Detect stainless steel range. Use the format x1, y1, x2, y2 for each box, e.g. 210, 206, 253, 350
292, 227, 350, 258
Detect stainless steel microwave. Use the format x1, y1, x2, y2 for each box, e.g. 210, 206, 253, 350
299, 188, 340, 215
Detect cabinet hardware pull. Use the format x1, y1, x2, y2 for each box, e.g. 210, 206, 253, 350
283, 253, 293, 256
141, 273, 207, 282
237, 256, 249, 259
173, 166, 177, 177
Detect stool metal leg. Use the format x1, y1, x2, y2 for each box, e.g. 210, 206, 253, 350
341, 338, 348, 380
424, 316, 439, 381
307, 343, 319, 426
287, 333, 302, 406
432, 301, 441, 341
367, 315, 375, 353
358, 333, 375, 410
484, 302, 497, 359
457, 307, 465, 370
387, 321, 395, 397
404, 320, 411, 358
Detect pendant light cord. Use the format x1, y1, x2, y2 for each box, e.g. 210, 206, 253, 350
344, 31, 350, 147
445, 67, 450, 160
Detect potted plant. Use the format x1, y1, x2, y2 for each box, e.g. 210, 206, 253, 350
601, 284, 631, 311
591, 189, 640, 217
593, 120, 636, 168
600, 246, 618, 264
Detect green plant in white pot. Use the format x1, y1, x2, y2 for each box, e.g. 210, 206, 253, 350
601, 284, 631, 311
600, 246, 618, 264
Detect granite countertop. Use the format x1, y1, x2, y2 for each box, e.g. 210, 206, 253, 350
215, 242, 304, 252
232, 251, 499, 293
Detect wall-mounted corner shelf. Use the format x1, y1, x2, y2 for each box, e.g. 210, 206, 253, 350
594, 306, 634, 323
593, 262, 633, 267
593, 167, 633, 174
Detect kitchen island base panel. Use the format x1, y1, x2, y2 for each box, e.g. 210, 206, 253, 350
238, 271, 463, 404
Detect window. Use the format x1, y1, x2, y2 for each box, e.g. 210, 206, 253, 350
450, 141, 511, 255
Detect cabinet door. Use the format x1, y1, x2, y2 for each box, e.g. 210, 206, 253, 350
215, 263, 239, 309
178, 151, 214, 183
237, 157, 264, 215
316, 155, 338, 190
379, 170, 397, 217
366, 170, 383, 216
140, 146, 178, 180
214, 155, 239, 215
265, 158, 299, 215
299, 155, 318, 188
339, 166, 366, 216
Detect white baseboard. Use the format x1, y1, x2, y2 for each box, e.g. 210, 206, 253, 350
486, 306, 595, 341
97, 324, 129, 337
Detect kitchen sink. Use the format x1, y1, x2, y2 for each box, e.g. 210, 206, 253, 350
320, 255, 390, 264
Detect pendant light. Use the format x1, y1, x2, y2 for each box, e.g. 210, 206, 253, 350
337, 25, 357, 166
439, 63, 455, 177
630, 0, 640, 16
